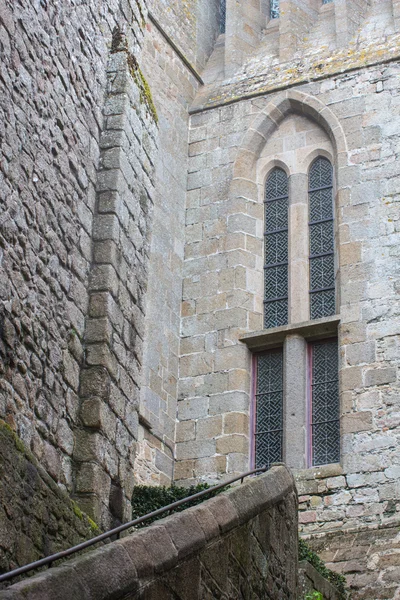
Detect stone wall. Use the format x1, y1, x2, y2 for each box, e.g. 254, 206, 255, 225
133, 14, 204, 487
146, 0, 221, 71
73, 29, 158, 528
0, 0, 222, 524
0, 420, 98, 578
177, 20, 400, 598
0, 466, 298, 600
0, 0, 147, 499
308, 525, 400, 600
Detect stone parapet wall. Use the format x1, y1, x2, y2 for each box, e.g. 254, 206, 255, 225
0, 420, 99, 578
0, 466, 298, 600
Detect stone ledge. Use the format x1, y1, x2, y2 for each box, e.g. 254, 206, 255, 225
240, 315, 340, 351
294, 463, 344, 481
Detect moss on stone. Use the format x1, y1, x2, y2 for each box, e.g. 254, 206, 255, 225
87, 517, 100, 533
72, 501, 84, 520
127, 54, 158, 124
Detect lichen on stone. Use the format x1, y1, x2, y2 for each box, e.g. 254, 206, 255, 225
127, 53, 159, 124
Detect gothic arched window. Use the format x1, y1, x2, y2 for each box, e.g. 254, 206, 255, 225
308, 157, 335, 320
264, 167, 289, 329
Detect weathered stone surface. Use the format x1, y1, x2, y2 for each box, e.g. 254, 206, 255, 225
0, 468, 298, 600
0, 421, 99, 577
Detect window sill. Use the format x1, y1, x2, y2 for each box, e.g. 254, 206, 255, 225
239, 315, 340, 351
293, 463, 344, 481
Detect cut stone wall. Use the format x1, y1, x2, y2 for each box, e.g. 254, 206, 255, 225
178, 47, 400, 598
0, 466, 298, 600
132, 17, 202, 487
0, 420, 99, 578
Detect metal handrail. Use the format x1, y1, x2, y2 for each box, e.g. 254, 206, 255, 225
0, 466, 267, 583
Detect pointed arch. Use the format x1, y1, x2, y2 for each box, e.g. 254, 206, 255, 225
231, 89, 348, 190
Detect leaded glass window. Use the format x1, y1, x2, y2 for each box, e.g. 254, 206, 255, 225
255, 350, 283, 469
310, 339, 340, 466
270, 0, 280, 19
308, 157, 335, 320
264, 168, 288, 328
220, 0, 226, 33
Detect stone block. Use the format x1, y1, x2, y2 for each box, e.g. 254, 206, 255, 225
137, 525, 178, 573
176, 440, 216, 461
189, 504, 220, 542
216, 434, 248, 454
342, 412, 373, 434
175, 420, 196, 443
209, 392, 249, 415
196, 416, 223, 439
345, 341, 376, 366
194, 455, 227, 476
341, 366, 363, 392
365, 368, 397, 387
8, 566, 91, 600
177, 397, 209, 421
164, 511, 205, 559
205, 495, 239, 534
80, 367, 110, 399
71, 542, 137, 599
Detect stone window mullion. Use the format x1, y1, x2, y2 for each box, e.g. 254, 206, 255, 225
288, 173, 309, 325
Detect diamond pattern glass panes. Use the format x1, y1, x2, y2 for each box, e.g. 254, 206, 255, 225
220, 0, 226, 33
311, 340, 340, 466
309, 157, 335, 320
255, 350, 283, 469
264, 168, 288, 329
270, 0, 280, 18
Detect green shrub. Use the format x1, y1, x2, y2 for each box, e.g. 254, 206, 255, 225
131, 483, 227, 527
299, 538, 347, 600
304, 592, 323, 600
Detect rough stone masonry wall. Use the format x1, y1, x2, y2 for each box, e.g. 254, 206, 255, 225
0, 420, 98, 577
0, 466, 298, 600
0, 0, 146, 496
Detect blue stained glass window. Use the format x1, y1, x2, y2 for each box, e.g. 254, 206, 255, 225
255, 350, 283, 469
310, 339, 340, 466
264, 168, 289, 329
309, 157, 335, 320
270, 0, 280, 19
